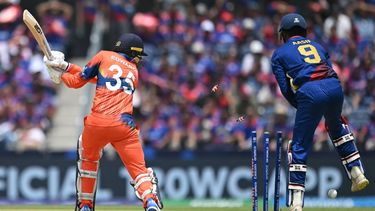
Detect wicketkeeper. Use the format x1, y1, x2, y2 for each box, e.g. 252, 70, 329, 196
271, 13, 369, 211
44, 33, 163, 211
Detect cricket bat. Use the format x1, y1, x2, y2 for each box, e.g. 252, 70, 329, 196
23, 9, 64, 84
23, 9, 53, 60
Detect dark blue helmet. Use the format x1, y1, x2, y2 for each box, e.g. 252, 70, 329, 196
279, 13, 307, 32
113, 33, 147, 57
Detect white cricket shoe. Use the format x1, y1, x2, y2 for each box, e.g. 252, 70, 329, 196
351, 166, 369, 192
289, 190, 303, 211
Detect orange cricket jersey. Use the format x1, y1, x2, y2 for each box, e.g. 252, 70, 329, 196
61, 51, 139, 126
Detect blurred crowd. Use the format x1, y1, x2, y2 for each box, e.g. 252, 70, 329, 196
0, 0, 72, 152
1, 0, 374, 152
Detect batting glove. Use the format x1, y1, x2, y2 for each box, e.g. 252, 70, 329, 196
43, 51, 69, 84
43, 51, 69, 71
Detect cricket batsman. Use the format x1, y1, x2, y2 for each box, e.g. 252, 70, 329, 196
43, 33, 163, 211
271, 13, 369, 211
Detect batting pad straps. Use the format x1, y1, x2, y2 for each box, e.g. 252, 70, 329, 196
133, 175, 153, 190
79, 169, 97, 179
131, 167, 163, 210
78, 193, 94, 201
289, 164, 307, 172
333, 133, 354, 147
141, 189, 153, 200
288, 183, 305, 192
342, 151, 360, 165
131, 169, 157, 201
77, 160, 98, 179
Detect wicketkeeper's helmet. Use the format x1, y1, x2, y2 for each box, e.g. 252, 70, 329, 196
278, 13, 307, 32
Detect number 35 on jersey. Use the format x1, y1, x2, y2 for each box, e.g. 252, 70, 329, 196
106, 64, 135, 95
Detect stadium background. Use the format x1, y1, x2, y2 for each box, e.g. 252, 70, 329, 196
0, 0, 374, 209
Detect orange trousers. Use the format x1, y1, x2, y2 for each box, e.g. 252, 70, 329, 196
78, 113, 152, 206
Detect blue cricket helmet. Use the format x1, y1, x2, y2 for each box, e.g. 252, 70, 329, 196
113, 33, 147, 56
279, 13, 307, 32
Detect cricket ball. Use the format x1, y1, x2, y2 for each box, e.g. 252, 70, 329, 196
328, 189, 337, 199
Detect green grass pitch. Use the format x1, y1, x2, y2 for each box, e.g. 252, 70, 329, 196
0, 206, 374, 211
